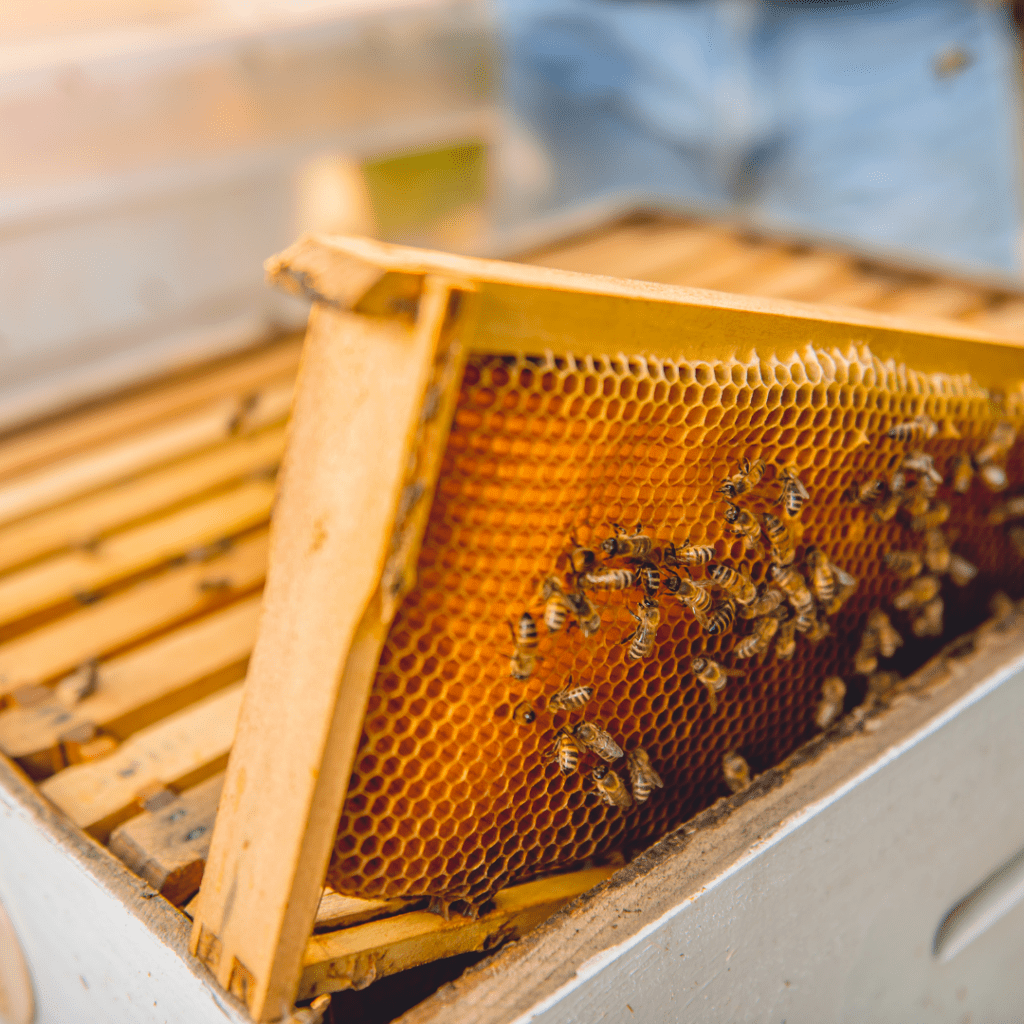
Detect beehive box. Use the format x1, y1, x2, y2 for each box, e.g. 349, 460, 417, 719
3, 215, 1024, 1024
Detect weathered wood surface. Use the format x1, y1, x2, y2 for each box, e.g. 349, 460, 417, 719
109, 773, 225, 907
0, 594, 260, 773
40, 682, 243, 841
0, 337, 300, 484
0, 480, 272, 630
299, 867, 617, 1000
191, 273, 470, 1020
0, 532, 266, 710
0, 424, 283, 575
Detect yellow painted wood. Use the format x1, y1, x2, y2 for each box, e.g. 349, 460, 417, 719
0, 533, 266, 706
0, 336, 300, 484
0, 593, 262, 771
39, 682, 244, 841
298, 867, 617, 999
0, 377, 291, 530
191, 275, 469, 1020
0, 478, 274, 628
0, 425, 284, 575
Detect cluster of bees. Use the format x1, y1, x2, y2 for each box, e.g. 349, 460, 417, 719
504, 410, 1020, 808
844, 414, 1016, 691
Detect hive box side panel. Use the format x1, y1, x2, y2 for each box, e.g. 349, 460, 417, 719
0, 756, 248, 1024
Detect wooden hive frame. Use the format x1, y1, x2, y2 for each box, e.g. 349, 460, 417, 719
3, 216, 1024, 1023
183, 233, 1024, 1019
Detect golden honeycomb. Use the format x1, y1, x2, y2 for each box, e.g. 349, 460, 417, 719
327, 342, 1024, 910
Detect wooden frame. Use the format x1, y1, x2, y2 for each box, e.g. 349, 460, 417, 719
187, 233, 1024, 1019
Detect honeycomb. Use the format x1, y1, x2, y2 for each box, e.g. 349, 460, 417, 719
327, 343, 1024, 910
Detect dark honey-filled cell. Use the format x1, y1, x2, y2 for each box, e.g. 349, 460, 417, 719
327, 345, 1024, 906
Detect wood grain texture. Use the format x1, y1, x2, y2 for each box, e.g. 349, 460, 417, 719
39, 682, 243, 841
0, 378, 291, 530
0, 336, 300, 484
0, 479, 273, 629
0, 532, 266, 708
0, 425, 283, 575
0, 593, 261, 772
299, 867, 617, 1000
191, 276, 468, 1019
109, 773, 225, 907
269, 235, 1024, 389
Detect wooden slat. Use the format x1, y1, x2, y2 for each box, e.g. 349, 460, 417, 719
664, 243, 792, 293
0, 533, 266, 706
0, 425, 284, 576
735, 251, 854, 302
0, 479, 274, 629
878, 282, 988, 320
109, 773, 226, 907
298, 867, 617, 1000
964, 297, 1024, 333
39, 682, 244, 842
191, 275, 467, 1019
0, 336, 301, 484
0, 378, 291, 530
313, 892, 413, 933
0, 596, 260, 772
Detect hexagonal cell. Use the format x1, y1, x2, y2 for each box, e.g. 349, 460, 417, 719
325, 347, 1024, 905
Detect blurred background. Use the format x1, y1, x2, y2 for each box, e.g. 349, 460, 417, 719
2, 0, 1024, 431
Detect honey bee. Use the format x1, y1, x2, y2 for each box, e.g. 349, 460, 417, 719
853, 643, 879, 676
815, 677, 846, 730
774, 616, 797, 660
910, 501, 951, 532
805, 547, 836, 606
621, 597, 661, 659
978, 463, 1008, 492
866, 609, 903, 658
902, 451, 943, 484
734, 615, 780, 658
508, 612, 540, 680
676, 539, 716, 566
548, 679, 594, 713
568, 535, 597, 575
691, 657, 742, 712
718, 457, 766, 499
674, 578, 715, 623
987, 495, 1024, 524
566, 590, 601, 637
885, 550, 924, 580
704, 598, 737, 636
792, 604, 818, 634
601, 524, 653, 559
580, 568, 635, 591
912, 596, 944, 638
722, 751, 751, 793
723, 503, 763, 554
541, 576, 573, 633
873, 492, 902, 524
922, 530, 951, 575
892, 574, 941, 610
762, 512, 795, 568
776, 466, 811, 517
888, 413, 938, 442
951, 453, 974, 494
737, 584, 784, 619
976, 421, 1016, 466
1009, 526, 1024, 558
903, 488, 931, 518
771, 564, 814, 615
592, 765, 632, 809
867, 671, 902, 701
55, 659, 100, 707
947, 553, 978, 587
846, 478, 885, 506
546, 728, 582, 776
573, 720, 624, 761
708, 564, 757, 606
512, 701, 536, 725
831, 563, 858, 611
805, 616, 831, 643
626, 748, 664, 803
634, 562, 661, 597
